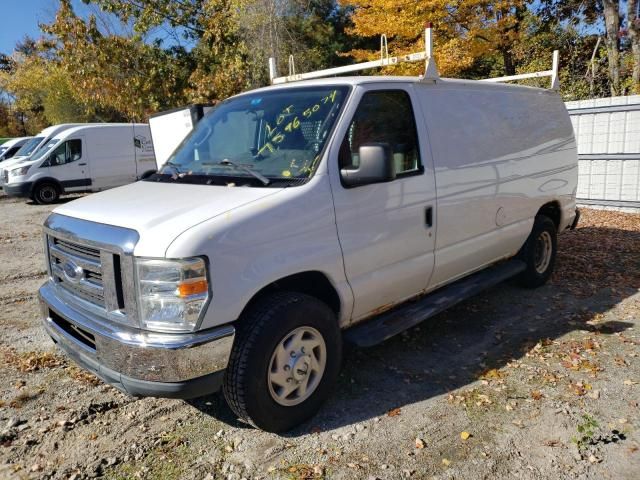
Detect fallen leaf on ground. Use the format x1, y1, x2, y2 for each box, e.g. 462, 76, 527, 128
531, 390, 544, 400
387, 408, 401, 417
415, 438, 425, 449
481, 368, 504, 380
460, 431, 471, 440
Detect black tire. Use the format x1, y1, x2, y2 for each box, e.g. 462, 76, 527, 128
222, 292, 342, 432
33, 182, 60, 205
516, 215, 557, 288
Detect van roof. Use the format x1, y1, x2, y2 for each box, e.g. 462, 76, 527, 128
238, 75, 555, 97
51, 123, 147, 139
1, 137, 31, 147
38, 123, 90, 137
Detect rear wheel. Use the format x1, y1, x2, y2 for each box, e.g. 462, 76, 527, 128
516, 215, 557, 288
222, 292, 341, 432
33, 182, 60, 205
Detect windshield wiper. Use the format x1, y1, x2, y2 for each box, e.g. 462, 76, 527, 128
162, 161, 186, 175
206, 159, 270, 186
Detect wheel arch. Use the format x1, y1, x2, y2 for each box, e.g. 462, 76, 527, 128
536, 201, 561, 230
239, 271, 342, 322
31, 177, 63, 196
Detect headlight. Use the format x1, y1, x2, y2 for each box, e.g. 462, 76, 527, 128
9, 165, 30, 177
135, 257, 209, 332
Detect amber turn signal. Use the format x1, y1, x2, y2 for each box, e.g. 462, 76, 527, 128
177, 279, 208, 297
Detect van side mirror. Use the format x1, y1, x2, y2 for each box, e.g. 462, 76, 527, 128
340, 143, 395, 187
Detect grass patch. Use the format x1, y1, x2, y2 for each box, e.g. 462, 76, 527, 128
104, 432, 195, 480
572, 414, 599, 451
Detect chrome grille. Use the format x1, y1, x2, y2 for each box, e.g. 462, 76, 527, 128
48, 236, 105, 308
44, 213, 140, 326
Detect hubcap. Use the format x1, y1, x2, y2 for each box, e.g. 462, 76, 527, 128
534, 231, 553, 274
267, 326, 326, 406
40, 186, 55, 202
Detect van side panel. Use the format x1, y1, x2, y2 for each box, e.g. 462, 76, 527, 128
418, 83, 577, 289
88, 126, 138, 190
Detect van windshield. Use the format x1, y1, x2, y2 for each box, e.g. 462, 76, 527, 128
157, 86, 349, 185
31, 139, 60, 161
15, 137, 44, 157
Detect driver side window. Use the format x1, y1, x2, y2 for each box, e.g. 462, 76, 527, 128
49, 140, 82, 167
339, 90, 421, 176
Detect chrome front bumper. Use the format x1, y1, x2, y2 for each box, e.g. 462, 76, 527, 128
39, 281, 235, 398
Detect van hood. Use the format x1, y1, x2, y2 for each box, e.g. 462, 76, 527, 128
0, 156, 29, 170
11, 157, 37, 166
52, 181, 284, 256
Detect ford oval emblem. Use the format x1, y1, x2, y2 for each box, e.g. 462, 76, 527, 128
62, 260, 84, 284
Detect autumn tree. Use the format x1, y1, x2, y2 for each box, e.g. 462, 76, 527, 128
42, 0, 192, 120
540, 0, 640, 95
85, 0, 353, 99
339, 0, 530, 77
626, 0, 640, 92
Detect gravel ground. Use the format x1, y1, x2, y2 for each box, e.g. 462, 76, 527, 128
0, 191, 638, 480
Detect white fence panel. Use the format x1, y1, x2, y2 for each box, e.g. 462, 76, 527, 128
566, 95, 640, 210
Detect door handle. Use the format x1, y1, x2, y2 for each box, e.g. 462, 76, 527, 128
425, 206, 433, 227
78, 162, 87, 166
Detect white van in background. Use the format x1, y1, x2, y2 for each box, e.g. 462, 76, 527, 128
3, 124, 155, 204
0, 137, 32, 162
149, 105, 213, 169
0, 124, 88, 185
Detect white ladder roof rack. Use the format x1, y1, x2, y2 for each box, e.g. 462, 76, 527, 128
268, 25, 560, 91
478, 50, 560, 90
269, 24, 440, 85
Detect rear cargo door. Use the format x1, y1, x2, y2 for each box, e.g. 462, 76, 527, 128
329, 84, 438, 322
132, 124, 156, 178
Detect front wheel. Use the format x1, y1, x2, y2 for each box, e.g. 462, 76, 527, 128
33, 182, 60, 205
222, 292, 342, 432
516, 215, 557, 288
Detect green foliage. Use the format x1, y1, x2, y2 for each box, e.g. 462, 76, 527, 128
572, 414, 599, 451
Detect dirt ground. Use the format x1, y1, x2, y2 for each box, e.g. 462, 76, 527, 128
0, 191, 638, 480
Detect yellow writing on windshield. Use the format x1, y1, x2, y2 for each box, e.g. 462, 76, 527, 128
256, 90, 339, 166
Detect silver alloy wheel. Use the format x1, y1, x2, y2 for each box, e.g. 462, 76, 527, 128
267, 326, 327, 406
534, 230, 553, 274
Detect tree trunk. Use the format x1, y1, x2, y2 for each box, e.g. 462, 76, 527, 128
602, 0, 621, 96
502, 49, 516, 75
629, 0, 640, 93
497, 4, 523, 76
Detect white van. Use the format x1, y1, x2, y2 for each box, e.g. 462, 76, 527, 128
4, 124, 155, 204
0, 124, 88, 186
0, 137, 32, 162
38, 38, 578, 432
149, 105, 213, 169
